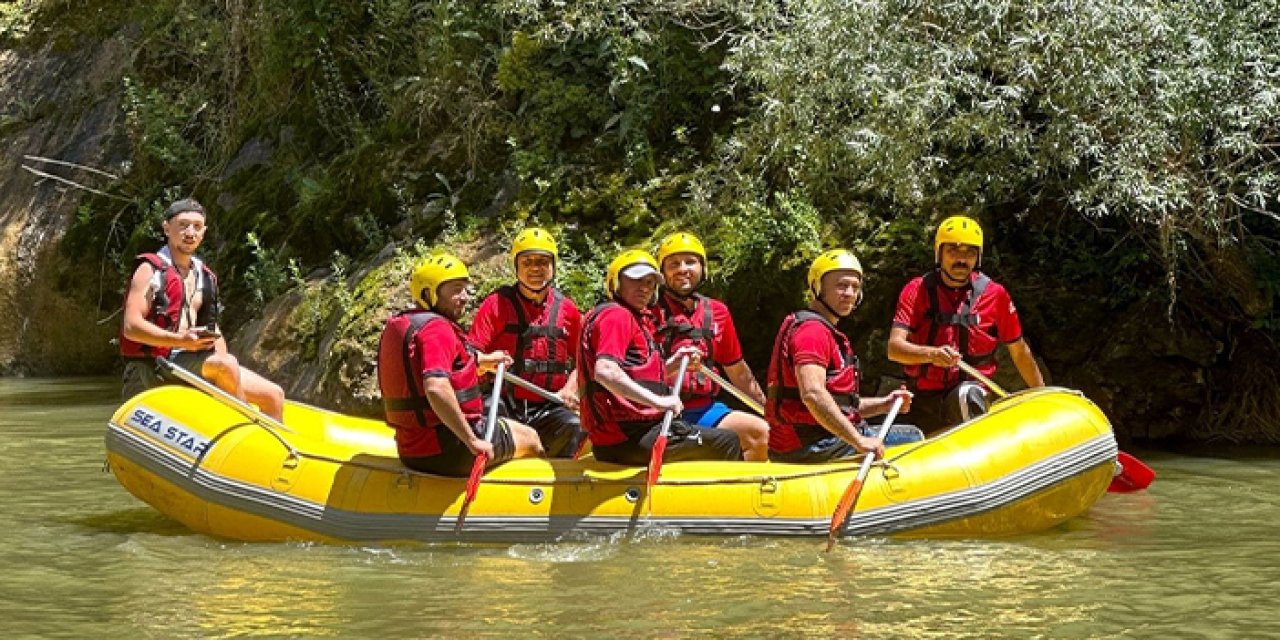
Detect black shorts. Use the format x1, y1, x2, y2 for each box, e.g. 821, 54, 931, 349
400, 418, 517, 477
504, 398, 585, 458
120, 349, 217, 399
592, 419, 742, 465
909, 383, 988, 434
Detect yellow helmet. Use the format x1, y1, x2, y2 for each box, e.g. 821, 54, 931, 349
605, 249, 660, 298
807, 249, 864, 296
935, 215, 984, 264
510, 227, 559, 265
410, 253, 470, 308
657, 232, 707, 268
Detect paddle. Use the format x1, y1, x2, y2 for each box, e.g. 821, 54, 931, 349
456, 361, 507, 532
826, 395, 904, 552
1109, 451, 1156, 492
154, 358, 293, 435
645, 354, 691, 515
954, 360, 1154, 492
500, 370, 594, 460
501, 371, 565, 405
699, 367, 764, 416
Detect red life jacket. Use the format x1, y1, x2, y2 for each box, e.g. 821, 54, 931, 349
118, 252, 221, 360
903, 270, 997, 391
578, 301, 669, 446
377, 310, 484, 457
655, 293, 720, 408
765, 310, 861, 453
494, 285, 574, 401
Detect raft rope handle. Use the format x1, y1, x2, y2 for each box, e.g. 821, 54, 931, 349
170, 418, 895, 487
453, 461, 894, 487
189, 421, 424, 487
191, 420, 301, 475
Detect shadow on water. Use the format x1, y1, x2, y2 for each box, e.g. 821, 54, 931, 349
0, 377, 120, 408
68, 507, 194, 537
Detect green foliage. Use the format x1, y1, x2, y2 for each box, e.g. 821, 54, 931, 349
495, 4, 744, 233
555, 231, 611, 309
30, 0, 1280, 436
719, 1, 1280, 314
0, 1, 33, 44
242, 232, 293, 309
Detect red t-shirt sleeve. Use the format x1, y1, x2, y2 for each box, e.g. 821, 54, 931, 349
789, 321, 836, 368
467, 293, 503, 352
892, 277, 924, 331
590, 305, 636, 363
711, 300, 744, 366
992, 285, 1024, 343
418, 320, 461, 378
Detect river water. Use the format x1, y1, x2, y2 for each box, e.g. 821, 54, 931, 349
1, 377, 1276, 639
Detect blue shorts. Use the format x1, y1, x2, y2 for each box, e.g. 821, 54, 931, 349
859, 423, 926, 446
772, 423, 926, 464
681, 401, 734, 428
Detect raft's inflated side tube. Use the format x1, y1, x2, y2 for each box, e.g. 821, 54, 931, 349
105, 386, 1115, 543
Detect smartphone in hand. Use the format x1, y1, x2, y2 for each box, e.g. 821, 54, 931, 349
193, 326, 222, 339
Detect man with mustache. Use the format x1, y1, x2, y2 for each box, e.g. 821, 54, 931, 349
469, 228, 585, 458
887, 216, 1044, 433
119, 198, 285, 421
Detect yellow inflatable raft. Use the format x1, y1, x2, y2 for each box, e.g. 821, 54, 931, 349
105, 384, 1116, 543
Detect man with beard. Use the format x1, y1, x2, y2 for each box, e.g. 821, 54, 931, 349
578, 249, 742, 465
766, 250, 913, 462
887, 216, 1044, 433
119, 198, 285, 420
378, 254, 544, 476
653, 232, 769, 461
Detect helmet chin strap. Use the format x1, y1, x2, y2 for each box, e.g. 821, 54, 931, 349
662, 279, 703, 303
516, 258, 555, 296
815, 292, 854, 320
517, 268, 555, 297
430, 302, 454, 320
518, 281, 551, 296
936, 264, 972, 288
613, 291, 654, 310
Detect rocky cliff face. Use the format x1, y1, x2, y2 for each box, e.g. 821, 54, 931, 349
231, 237, 508, 418
0, 33, 129, 375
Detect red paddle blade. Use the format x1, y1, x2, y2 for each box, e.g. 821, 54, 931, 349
645, 435, 668, 508
455, 452, 489, 532
826, 478, 865, 551
572, 435, 590, 460
1108, 451, 1155, 493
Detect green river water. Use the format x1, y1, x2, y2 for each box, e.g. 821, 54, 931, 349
1, 377, 1277, 639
